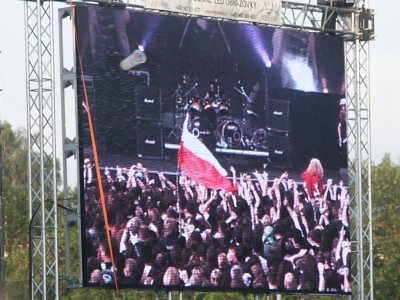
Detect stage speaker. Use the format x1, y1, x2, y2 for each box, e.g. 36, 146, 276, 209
136, 120, 164, 159
267, 99, 290, 132
268, 132, 291, 168
136, 88, 162, 121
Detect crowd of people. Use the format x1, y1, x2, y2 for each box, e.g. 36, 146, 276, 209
83, 158, 351, 294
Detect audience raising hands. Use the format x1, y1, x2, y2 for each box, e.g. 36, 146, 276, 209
84, 159, 351, 293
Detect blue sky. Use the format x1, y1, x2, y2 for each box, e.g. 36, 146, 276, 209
0, 0, 398, 164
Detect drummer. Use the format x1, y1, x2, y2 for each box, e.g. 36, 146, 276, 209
204, 78, 224, 107
187, 96, 216, 152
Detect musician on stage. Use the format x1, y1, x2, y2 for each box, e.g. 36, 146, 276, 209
337, 98, 347, 168
204, 78, 225, 107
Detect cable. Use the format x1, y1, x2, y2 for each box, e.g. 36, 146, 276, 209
69, 1, 120, 297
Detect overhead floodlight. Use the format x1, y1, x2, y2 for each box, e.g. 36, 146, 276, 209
119, 49, 147, 70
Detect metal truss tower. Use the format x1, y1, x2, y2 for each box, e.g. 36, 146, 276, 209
26, 0, 374, 299
25, 0, 58, 299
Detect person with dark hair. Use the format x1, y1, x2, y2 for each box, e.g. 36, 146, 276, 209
337, 97, 348, 167
267, 266, 278, 290
121, 258, 138, 285
317, 250, 334, 291
87, 257, 102, 281
295, 253, 319, 291
204, 246, 219, 276
217, 252, 231, 287
97, 241, 112, 264
277, 259, 294, 290
149, 252, 168, 286
89, 269, 104, 285
250, 261, 265, 283
307, 228, 323, 254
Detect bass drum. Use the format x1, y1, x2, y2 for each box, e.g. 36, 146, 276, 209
251, 128, 268, 151
189, 116, 215, 150
218, 119, 242, 149
189, 116, 212, 138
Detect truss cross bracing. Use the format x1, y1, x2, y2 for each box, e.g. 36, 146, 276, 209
25, 0, 374, 299
25, 0, 58, 299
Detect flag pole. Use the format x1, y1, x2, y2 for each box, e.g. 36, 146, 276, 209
176, 115, 188, 238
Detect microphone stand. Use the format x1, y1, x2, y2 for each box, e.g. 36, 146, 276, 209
184, 83, 198, 100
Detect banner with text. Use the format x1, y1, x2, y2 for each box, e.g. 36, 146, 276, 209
144, 0, 282, 25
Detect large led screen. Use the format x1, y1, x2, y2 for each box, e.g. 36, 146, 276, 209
77, 4, 351, 295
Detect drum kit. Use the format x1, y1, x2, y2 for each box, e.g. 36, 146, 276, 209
171, 75, 267, 151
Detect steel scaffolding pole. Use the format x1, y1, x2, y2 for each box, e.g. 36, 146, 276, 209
346, 38, 374, 300
25, 0, 59, 299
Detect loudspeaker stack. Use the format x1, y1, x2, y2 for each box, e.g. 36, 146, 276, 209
267, 99, 292, 168
135, 87, 164, 159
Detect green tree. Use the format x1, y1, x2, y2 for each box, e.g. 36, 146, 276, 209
371, 154, 400, 299
1, 122, 30, 299
1, 121, 62, 299
1, 122, 29, 249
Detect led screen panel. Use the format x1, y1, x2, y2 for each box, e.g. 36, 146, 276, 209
76, 4, 350, 294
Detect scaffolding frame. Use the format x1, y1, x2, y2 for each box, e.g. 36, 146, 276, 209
25, 0, 374, 299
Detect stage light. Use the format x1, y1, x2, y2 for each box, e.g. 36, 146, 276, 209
120, 49, 147, 70
138, 44, 144, 51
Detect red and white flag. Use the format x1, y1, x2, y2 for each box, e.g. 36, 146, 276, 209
178, 115, 236, 192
